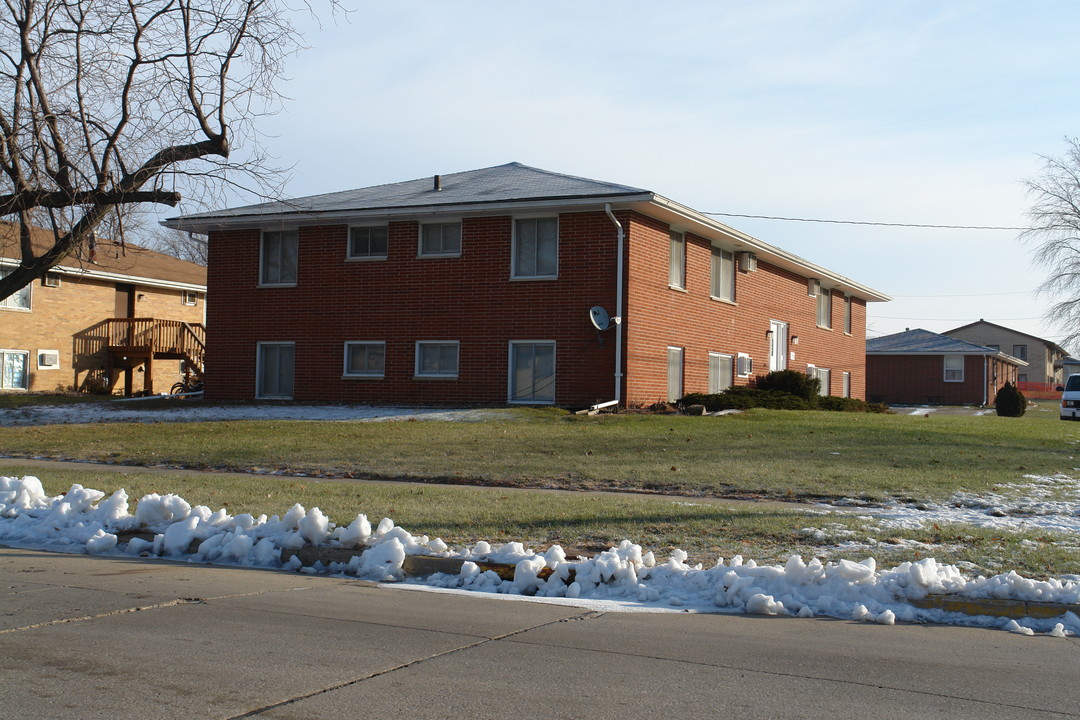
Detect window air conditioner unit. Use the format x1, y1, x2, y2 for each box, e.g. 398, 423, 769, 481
737, 354, 753, 376
38, 351, 59, 369
738, 252, 757, 273
808, 278, 820, 297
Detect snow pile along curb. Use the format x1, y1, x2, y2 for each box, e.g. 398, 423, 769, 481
2, 475, 1078, 636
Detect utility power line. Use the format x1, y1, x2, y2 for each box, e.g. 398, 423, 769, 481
701, 211, 1026, 231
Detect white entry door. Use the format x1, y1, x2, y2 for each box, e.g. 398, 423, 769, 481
769, 320, 788, 371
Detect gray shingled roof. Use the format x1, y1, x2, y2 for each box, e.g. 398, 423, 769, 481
174, 162, 650, 222
866, 328, 999, 354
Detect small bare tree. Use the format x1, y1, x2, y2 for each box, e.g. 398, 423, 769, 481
145, 227, 208, 265
0, 0, 312, 300
1023, 137, 1080, 350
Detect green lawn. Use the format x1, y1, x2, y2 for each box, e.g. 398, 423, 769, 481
1, 401, 1074, 503
3, 398, 1077, 577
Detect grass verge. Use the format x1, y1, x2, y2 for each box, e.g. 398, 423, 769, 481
1, 402, 1076, 503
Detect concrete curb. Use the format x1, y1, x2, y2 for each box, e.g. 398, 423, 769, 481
910, 595, 1080, 620
279, 546, 1080, 621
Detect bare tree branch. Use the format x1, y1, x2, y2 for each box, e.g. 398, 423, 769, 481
0, 0, 325, 300
1022, 137, 1080, 352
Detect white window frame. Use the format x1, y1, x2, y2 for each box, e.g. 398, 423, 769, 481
508, 341, 556, 404
807, 364, 831, 396
944, 355, 964, 383
0, 266, 31, 311
1, 349, 29, 389
418, 221, 462, 258
43, 272, 61, 288
511, 216, 559, 280
256, 342, 295, 399
182, 290, 198, 306
259, 230, 298, 287
669, 231, 686, 290
816, 286, 832, 329
415, 341, 460, 378
667, 346, 684, 402
343, 341, 385, 379
711, 247, 735, 302
708, 352, 733, 393
347, 224, 389, 261
842, 371, 851, 398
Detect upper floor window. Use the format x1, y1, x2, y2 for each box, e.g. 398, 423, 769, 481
512, 217, 558, 279
182, 290, 199, 306
711, 247, 735, 301
420, 222, 461, 257
260, 230, 298, 286
348, 225, 388, 260
669, 231, 685, 289
816, 286, 832, 328
843, 294, 852, 334
1012, 344, 1028, 361
0, 267, 31, 310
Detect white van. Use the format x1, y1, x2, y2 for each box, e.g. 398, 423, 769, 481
1061, 374, 1080, 420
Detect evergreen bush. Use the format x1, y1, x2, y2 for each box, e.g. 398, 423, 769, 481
756, 369, 821, 400
994, 382, 1026, 417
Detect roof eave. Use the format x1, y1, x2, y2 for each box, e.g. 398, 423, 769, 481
163, 192, 657, 234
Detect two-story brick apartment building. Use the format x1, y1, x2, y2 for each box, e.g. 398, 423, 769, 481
0, 223, 206, 395
166, 163, 889, 407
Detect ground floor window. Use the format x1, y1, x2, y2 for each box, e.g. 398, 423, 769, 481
842, 371, 851, 398
256, 342, 294, 399
667, 346, 684, 402
344, 342, 385, 378
708, 352, 733, 393
415, 341, 459, 378
807, 365, 831, 396
509, 341, 555, 403
0, 350, 28, 389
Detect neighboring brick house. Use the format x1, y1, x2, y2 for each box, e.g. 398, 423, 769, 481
944, 320, 1069, 393
0, 224, 207, 395
866, 329, 1025, 406
166, 163, 889, 407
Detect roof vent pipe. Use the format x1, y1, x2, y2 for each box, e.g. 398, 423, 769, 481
434, 175, 442, 191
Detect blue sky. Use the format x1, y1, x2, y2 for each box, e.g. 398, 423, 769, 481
210, 1, 1080, 350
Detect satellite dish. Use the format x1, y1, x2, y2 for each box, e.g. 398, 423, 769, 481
589, 306, 611, 331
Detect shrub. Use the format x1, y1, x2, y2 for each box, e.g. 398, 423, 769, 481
994, 382, 1026, 417
755, 369, 821, 400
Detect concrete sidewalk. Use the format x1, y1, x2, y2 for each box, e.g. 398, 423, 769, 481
2, 547, 1078, 719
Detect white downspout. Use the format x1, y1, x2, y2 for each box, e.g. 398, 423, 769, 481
605, 203, 624, 406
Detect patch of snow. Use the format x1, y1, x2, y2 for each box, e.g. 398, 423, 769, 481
0, 403, 501, 427
2, 474, 1078, 635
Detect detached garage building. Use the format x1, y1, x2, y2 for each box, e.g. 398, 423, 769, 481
867, 328, 1026, 406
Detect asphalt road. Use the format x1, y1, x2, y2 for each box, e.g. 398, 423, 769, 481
1, 547, 1078, 720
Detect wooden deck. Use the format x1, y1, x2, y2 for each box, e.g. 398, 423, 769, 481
103, 318, 205, 395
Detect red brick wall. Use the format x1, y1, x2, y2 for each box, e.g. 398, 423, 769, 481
205, 213, 620, 405
206, 208, 873, 405
866, 354, 1019, 405
623, 212, 869, 404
